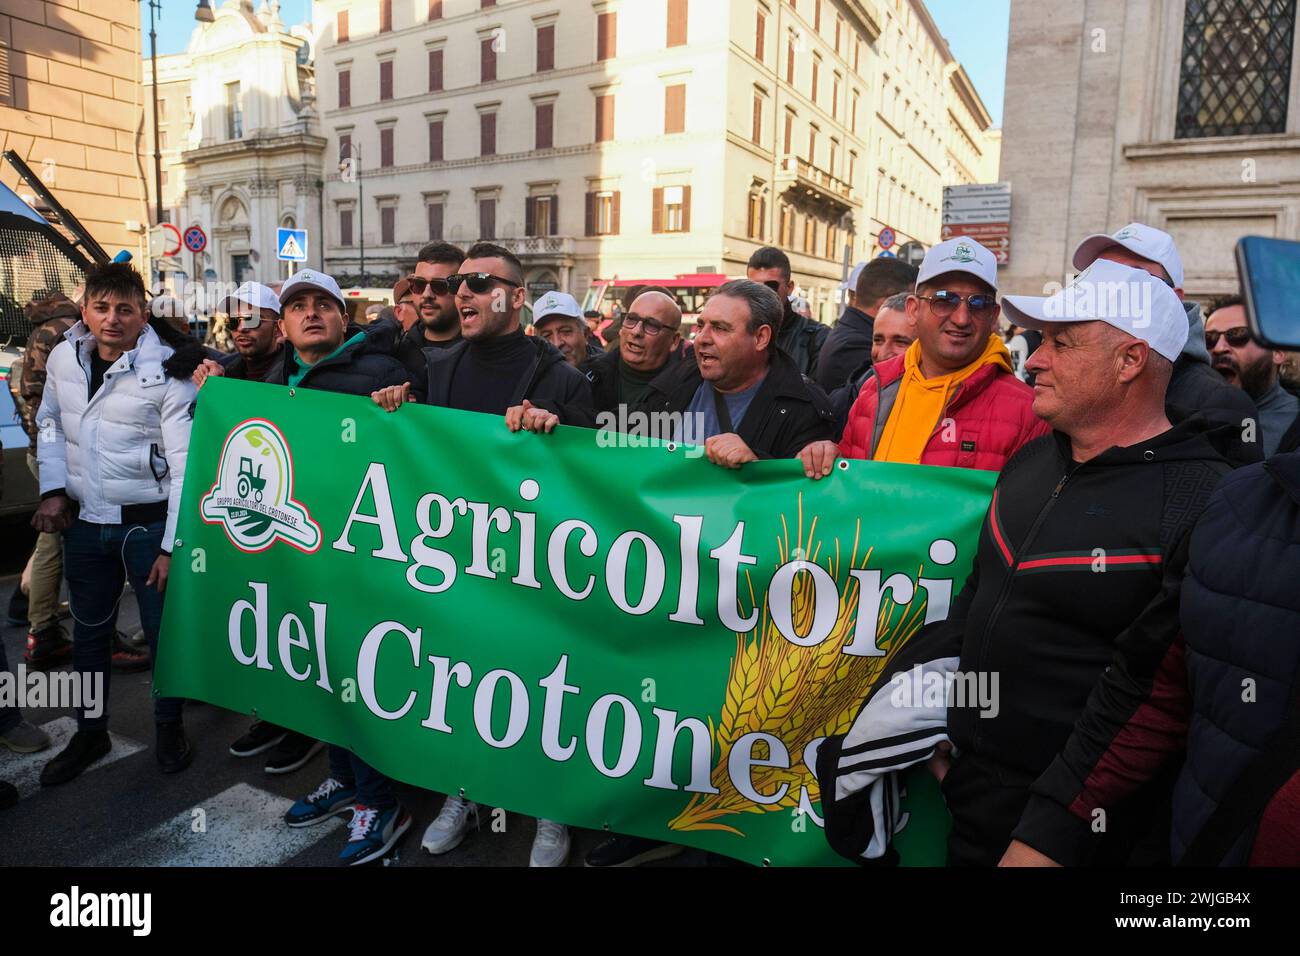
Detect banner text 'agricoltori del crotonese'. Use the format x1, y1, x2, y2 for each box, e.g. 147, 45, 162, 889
155, 377, 996, 866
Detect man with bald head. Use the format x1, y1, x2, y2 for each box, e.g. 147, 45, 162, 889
580, 289, 683, 415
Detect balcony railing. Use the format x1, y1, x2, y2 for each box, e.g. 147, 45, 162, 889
495, 235, 576, 257
776, 155, 854, 206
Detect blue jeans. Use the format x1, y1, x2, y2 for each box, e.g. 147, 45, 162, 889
327, 746, 396, 811
63, 517, 183, 730
0, 636, 21, 735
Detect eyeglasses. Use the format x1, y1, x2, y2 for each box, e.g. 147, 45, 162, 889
447, 272, 522, 295
916, 291, 999, 321
622, 313, 675, 337
407, 276, 450, 296
1205, 327, 1252, 349
761, 280, 783, 294
225, 313, 275, 333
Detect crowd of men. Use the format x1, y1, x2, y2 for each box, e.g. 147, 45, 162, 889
3, 222, 1298, 868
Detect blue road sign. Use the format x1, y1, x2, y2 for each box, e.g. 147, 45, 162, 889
183, 224, 206, 253
277, 227, 308, 262
878, 226, 896, 250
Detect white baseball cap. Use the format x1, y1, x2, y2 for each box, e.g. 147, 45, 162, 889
279, 269, 346, 312
220, 281, 281, 316
841, 261, 867, 293
1001, 259, 1188, 362
916, 236, 998, 293
1072, 222, 1184, 290
532, 291, 582, 326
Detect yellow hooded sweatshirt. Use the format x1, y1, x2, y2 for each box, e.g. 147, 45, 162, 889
874, 333, 1014, 465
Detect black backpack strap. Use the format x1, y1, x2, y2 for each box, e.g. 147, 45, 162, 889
1178, 675, 1300, 866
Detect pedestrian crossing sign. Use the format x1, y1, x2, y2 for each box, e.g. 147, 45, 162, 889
277, 228, 308, 262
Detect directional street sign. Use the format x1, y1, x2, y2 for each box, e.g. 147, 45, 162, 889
277, 227, 308, 262
943, 182, 1012, 264
183, 224, 207, 254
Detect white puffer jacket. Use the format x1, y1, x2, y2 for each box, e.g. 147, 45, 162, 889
35, 322, 196, 551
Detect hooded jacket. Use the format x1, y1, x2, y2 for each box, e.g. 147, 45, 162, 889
636, 346, 835, 459
818, 415, 1233, 866
838, 344, 1049, 471
814, 305, 873, 392
422, 334, 593, 423
35, 322, 197, 551
265, 329, 414, 397
1169, 301, 1262, 466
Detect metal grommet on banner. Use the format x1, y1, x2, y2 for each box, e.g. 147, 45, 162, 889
761, 858, 772, 867
666, 442, 677, 453
1143, 450, 1155, 461
458, 787, 466, 798
174, 539, 183, 548
288, 388, 296, 398
837, 459, 849, 471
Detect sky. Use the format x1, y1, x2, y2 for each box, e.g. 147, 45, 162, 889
146, 0, 1008, 126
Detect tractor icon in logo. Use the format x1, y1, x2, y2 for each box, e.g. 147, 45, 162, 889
201, 419, 321, 553
948, 242, 977, 263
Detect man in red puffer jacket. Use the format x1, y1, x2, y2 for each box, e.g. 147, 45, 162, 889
800, 236, 1047, 477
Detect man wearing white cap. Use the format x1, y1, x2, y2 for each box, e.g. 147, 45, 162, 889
818, 261, 1234, 868
532, 291, 601, 368
1071, 222, 1260, 465
815, 257, 918, 391
192, 281, 283, 388
802, 236, 1046, 477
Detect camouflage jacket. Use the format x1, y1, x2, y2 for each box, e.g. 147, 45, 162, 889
18, 295, 79, 452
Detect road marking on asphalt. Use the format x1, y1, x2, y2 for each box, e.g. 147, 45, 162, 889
89, 782, 346, 866
0, 716, 146, 800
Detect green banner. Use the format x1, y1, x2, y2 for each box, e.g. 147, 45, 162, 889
156, 377, 996, 866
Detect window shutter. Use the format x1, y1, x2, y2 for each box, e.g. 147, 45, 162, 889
481, 113, 496, 156
667, 0, 688, 47
611, 192, 621, 235
380, 127, 393, 167
665, 85, 685, 134
585, 192, 596, 236
337, 10, 348, 42
549, 195, 559, 235
429, 0, 443, 20
752, 94, 762, 143
535, 103, 553, 149
681, 186, 691, 232
525, 197, 536, 236
429, 50, 443, 91
537, 25, 555, 72
380, 0, 392, 32
755, 11, 765, 60
481, 36, 497, 83
379, 60, 393, 101
758, 195, 766, 241
429, 121, 443, 161
652, 187, 664, 234
597, 12, 617, 61
338, 70, 350, 108
340, 209, 353, 247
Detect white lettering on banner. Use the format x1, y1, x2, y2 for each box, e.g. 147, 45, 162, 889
357, 621, 421, 720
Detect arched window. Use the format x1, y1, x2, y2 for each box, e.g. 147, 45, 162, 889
1176, 0, 1296, 138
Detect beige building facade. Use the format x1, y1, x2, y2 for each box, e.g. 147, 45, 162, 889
0, 0, 148, 257
999, 0, 1300, 298
314, 0, 998, 321
145, 0, 325, 287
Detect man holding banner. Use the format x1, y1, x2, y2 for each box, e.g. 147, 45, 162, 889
818, 261, 1233, 866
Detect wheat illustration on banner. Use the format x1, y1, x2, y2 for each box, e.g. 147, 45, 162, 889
669, 493, 929, 836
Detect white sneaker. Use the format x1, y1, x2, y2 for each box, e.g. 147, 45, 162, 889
529, 818, 570, 868
421, 795, 478, 855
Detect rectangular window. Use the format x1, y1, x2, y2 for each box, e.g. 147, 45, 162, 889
381, 206, 395, 245
429, 0, 443, 20
429, 49, 443, 91
751, 91, 763, 145
811, 57, 819, 104
480, 112, 497, 156
835, 15, 842, 52
482, 0, 496, 6
783, 111, 793, 155
586, 191, 620, 235
379, 60, 393, 101
755, 10, 765, 61
380, 126, 394, 167
337, 69, 350, 109
337, 9, 348, 42
535, 102, 554, 149
807, 126, 816, 164
667, 0, 688, 47
481, 36, 498, 83
537, 24, 555, 72
160, 130, 168, 148
851, 89, 859, 133
428, 120, 443, 161
854, 37, 861, 72
340, 208, 354, 247
831, 73, 839, 119
786, 36, 795, 83
338, 133, 352, 163
779, 203, 792, 248
664, 84, 686, 134
652, 185, 691, 233
597, 12, 617, 61
225, 81, 242, 139
804, 215, 815, 255
747, 192, 766, 240
595, 93, 615, 142
427, 201, 444, 240
479, 198, 496, 240
380, 0, 392, 33
527, 195, 557, 237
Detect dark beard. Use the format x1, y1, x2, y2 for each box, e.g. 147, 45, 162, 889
1237, 353, 1276, 400
422, 308, 460, 335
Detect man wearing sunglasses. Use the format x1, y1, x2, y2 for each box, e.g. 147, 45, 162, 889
1071, 222, 1261, 466
1205, 295, 1299, 458
803, 236, 1046, 478
746, 246, 828, 379
192, 282, 284, 389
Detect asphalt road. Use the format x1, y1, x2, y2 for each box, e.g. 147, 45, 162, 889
0, 572, 702, 868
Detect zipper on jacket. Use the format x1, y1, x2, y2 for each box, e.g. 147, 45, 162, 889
970, 467, 1074, 755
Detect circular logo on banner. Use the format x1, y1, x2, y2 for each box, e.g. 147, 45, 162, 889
878, 226, 896, 250
200, 419, 321, 554
183, 225, 207, 253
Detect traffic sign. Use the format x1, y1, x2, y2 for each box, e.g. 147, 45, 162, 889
878, 226, 896, 250
183, 224, 207, 253
876, 250, 896, 258
897, 240, 926, 267
277, 227, 308, 262
148, 223, 182, 257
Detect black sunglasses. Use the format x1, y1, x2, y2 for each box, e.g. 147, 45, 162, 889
447, 272, 522, 295
917, 290, 999, 320
1205, 327, 1252, 349
225, 313, 276, 333
408, 276, 450, 296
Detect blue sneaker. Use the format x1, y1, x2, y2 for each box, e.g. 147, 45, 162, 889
285, 777, 356, 828
339, 803, 412, 866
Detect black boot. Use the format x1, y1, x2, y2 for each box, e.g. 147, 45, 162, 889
156, 721, 194, 774
39, 730, 111, 787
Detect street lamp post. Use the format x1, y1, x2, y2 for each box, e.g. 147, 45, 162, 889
148, 0, 163, 229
